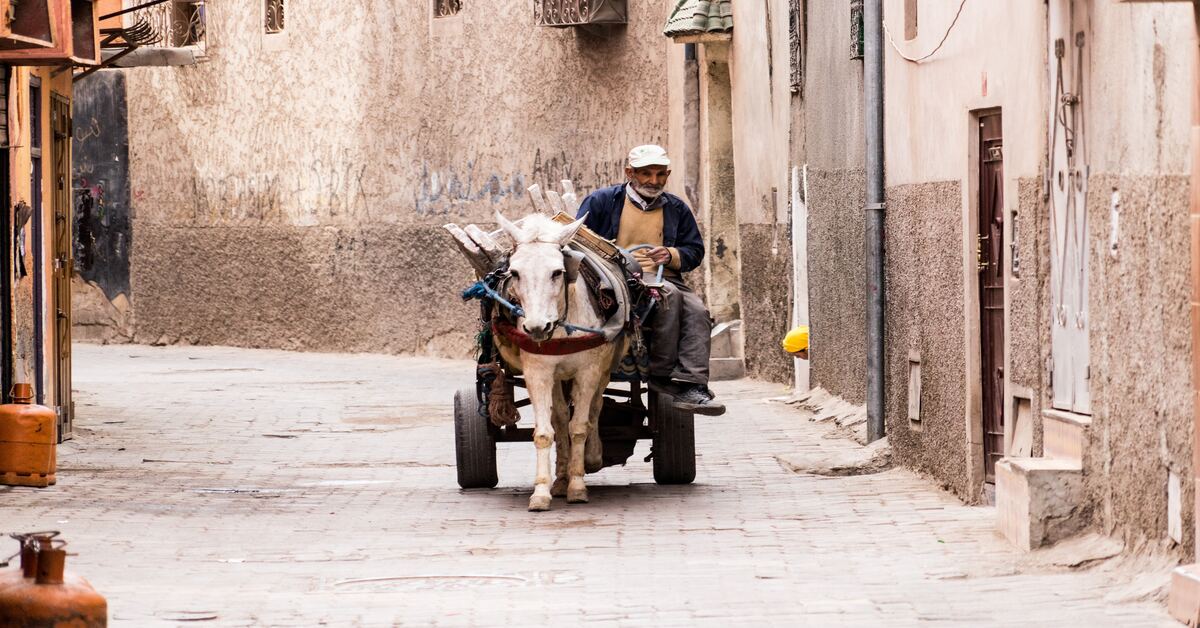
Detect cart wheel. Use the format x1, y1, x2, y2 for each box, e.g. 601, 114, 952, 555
650, 390, 696, 485
455, 387, 498, 489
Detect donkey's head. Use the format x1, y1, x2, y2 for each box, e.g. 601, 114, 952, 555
497, 212, 587, 342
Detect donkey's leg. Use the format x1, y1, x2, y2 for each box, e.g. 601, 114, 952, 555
551, 381, 571, 498
525, 372, 556, 512
566, 371, 602, 503
584, 378, 606, 474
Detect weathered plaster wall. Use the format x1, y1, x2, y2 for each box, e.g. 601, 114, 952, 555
882, 0, 1044, 184
799, 0, 868, 400
805, 169, 866, 403
740, 225, 792, 383
884, 181, 970, 499
9, 66, 72, 405
73, 71, 134, 345
726, 0, 793, 383
729, 0, 791, 226
1005, 177, 1050, 458
126, 0, 677, 355
1085, 174, 1193, 556
879, 0, 1045, 499
1075, 2, 1195, 555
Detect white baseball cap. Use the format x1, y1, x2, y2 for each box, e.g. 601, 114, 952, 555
628, 144, 671, 168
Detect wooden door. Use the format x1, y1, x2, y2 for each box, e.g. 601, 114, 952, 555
1048, 0, 1091, 414
50, 92, 71, 439
979, 112, 1005, 481
0, 67, 10, 402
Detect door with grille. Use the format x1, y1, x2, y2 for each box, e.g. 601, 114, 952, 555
51, 92, 72, 439
979, 111, 1006, 481
1047, 0, 1091, 415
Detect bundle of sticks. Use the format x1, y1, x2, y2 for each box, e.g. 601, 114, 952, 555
444, 180, 614, 277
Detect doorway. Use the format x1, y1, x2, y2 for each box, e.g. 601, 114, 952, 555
51, 92, 72, 440
30, 77, 44, 405
1047, 0, 1091, 415
978, 111, 1005, 482
0, 67, 10, 403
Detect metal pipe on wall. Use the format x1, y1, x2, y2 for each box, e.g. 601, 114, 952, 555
864, 0, 886, 442
1190, 0, 1200, 563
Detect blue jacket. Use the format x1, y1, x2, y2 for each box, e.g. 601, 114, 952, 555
576, 184, 705, 274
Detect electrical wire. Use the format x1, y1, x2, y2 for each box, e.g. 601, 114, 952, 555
883, 0, 970, 64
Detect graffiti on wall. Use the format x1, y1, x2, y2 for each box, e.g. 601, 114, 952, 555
414, 160, 526, 217
413, 149, 629, 217
73, 71, 132, 302
174, 146, 646, 222
190, 150, 370, 225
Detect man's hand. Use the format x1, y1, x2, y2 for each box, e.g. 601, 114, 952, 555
646, 246, 672, 265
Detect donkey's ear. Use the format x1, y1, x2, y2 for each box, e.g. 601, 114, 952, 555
496, 211, 529, 244
557, 214, 587, 246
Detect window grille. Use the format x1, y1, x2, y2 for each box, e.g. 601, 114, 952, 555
534, 0, 627, 28
850, 0, 863, 59
265, 0, 285, 33
435, 0, 462, 18
789, 0, 804, 95
172, 1, 205, 47
119, 1, 208, 52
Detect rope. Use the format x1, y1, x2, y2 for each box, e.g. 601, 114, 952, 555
883, 0, 969, 64
462, 280, 604, 336
462, 281, 524, 319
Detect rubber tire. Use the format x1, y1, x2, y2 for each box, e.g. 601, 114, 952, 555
454, 387, 498, 489
650, 390, 697, 485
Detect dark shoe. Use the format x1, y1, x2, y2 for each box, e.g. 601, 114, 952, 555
646, 376, 681, 396
672, 384, 726, 416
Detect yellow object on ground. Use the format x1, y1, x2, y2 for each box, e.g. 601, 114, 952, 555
782, 325, 809, 353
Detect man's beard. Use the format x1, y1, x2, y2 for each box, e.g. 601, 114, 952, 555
631, 182, 664, 201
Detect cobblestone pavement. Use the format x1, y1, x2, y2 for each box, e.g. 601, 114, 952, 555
2, 345, 1177, 626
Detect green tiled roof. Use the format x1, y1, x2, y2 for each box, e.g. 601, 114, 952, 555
663, 0, 732, 37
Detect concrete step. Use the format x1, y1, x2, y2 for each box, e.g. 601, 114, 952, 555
710, 320, 743, 360
1043, 409, 1091, 465
1169, 564, 1200, 624
996, 457, 1088, 551
709, 320, 744, 381
710, 357, 745, 381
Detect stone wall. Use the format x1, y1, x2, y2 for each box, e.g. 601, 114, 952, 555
805, 169, 867, 403
1006, 177, 1051, 458
1085, 174, 1193, 556
883, 181, 970, 499
125, 0, 675, 356
789, 0, 867, 395
739, 225, 792, 383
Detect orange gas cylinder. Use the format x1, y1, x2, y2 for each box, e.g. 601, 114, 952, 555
0, 384, 56, 487
0, 535, 107, 627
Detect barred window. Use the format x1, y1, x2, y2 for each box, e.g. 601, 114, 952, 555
265, 0, 285, 33
173, 1, 206, 47
435, 0, 462, 18
789, 0, 804, 95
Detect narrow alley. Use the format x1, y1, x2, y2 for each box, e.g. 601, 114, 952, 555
2, 344, 1176, 626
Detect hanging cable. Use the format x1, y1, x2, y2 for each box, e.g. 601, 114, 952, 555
883, 0, 969, 64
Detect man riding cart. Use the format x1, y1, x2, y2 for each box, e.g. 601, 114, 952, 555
444, 144, 725, 497
578, 144, 725, 416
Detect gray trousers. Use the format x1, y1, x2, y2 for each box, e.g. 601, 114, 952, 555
646, 276, 711, 385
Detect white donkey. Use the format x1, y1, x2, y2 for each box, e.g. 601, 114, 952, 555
493, 212, 624, 511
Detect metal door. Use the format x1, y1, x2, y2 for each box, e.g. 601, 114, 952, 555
1048, 0, 1091, 414
50, 93, 72, 439
979, 112, 1005, 481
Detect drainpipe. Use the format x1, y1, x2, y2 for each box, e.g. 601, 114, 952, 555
865, 0, 886, 443
1190, 0, 1200, 562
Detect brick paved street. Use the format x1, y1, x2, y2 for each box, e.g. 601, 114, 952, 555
1, 345, 1178, 626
